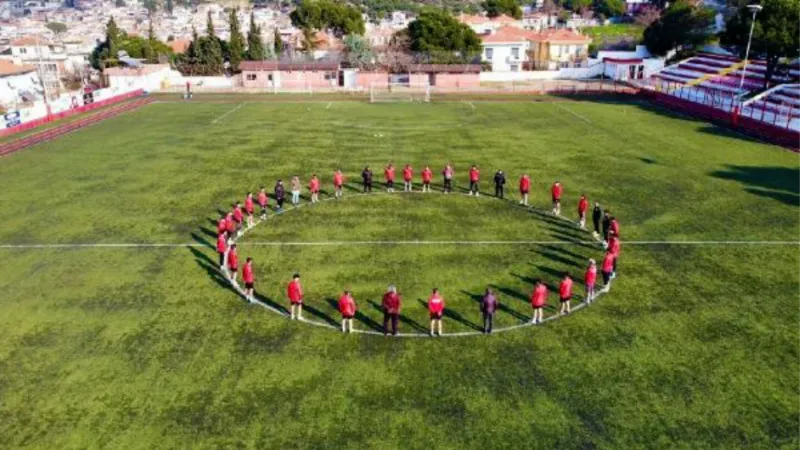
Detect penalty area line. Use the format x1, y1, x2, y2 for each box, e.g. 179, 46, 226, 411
553, 102, 591, 124
0, 240, 798, 249
211, 102, 246, 124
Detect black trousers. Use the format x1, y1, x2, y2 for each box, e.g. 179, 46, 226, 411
469, 181, 479, 193
218, 252, 225, 267
363, 182, 372, 192
593, 217, 600, 234
383, 313, 398, 335
277, 198, 284, 209
443, 178, 452, 192
495, 185, 504, 198
483, 313, 494, 332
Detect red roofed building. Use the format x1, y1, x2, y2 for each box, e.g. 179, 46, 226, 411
168, 39, 192, 55
4, 36, 67, 96
480, 26, 591, 72
459, 13, 524, 34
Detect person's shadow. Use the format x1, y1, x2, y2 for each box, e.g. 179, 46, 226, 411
416, 299, 482, 331
326, 298, 383, 332
366, 299, 426, 332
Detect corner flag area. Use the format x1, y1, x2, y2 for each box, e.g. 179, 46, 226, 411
0, 98, 797, 449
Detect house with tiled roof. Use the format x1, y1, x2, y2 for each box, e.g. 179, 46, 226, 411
459, 13, 523, 35
3, 36, 67, 96
480, 26, 591, 72
0, 60, 40, 107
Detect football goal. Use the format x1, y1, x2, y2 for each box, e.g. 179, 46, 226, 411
370, 82, 431, 103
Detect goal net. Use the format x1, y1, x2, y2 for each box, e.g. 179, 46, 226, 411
370, 82, 431, 103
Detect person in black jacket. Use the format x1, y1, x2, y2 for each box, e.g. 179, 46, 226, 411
362, 166, 373, 193
592, 202, 603, 238
494, 170, 506, 199
274, 180, 285, 211
601, 210, 611, 247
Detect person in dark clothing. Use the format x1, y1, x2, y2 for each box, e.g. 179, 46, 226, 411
382, 285, 401, 336
592, 202, 603, 238
362, 166, 373, 193
601, 210, 611, 246
274, 180, 285, 211
480, 288, 498, 334
494, 170, 506, 199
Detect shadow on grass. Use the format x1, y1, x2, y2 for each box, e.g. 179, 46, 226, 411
325, 297, 383, 332
303, 302, 339, 327
189, 247, 245, 300
709, 165, 800, 207
460, 289, 529, 322
415, 299, 482, 332
253, 292, 289, 315
190, 232, 214, 250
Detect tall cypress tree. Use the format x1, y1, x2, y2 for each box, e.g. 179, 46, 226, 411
202, 11, 224, 74
106, 16, 121, 58
246, 12, 265, 61
273, 28, 283, 57
228, 8, 245, 71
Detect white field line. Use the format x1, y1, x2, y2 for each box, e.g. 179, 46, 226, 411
211, 102, 246, 124
326, 102, 332, 109
554, 102, 591, 124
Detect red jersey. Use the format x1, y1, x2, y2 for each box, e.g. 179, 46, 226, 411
258, 191, 268, 207
403, 166, 413, 181
559, 278, 573, 299
520, 175, 530, 193
216, 234, 227, 253
469, 168, 479, 182
233, 206, 243, 223
610, 219, 620, 237
578, 197, 588, 214
602, 252, 615, 272
225, 214, 235, 232
309, 178, 320, 193
531, 284, 548, 308
428, 294, 445, 314
287, 280, 303, 303
217, 218, 227, 235
338, 294, 356, 316
384, 166, 395, 182
227, 249, 238, 270
243, 262, 254, 283
422, 168, 433, 182
245, 196, 254, 214
585, 266, 597, 286
333, 172, 344, 187
609, 236, 621, 257
552, 183, 562, 200
382, 291, 401, 314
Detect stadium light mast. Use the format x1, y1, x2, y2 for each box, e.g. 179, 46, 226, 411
737, 4, 763, 101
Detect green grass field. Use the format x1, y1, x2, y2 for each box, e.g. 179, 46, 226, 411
0, 98, 798, 449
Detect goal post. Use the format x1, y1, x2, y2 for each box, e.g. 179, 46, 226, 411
370, 82, 431, 103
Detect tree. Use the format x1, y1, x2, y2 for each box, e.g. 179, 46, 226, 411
166, 0, 174, 14
115, 0, 126, 6
407, 8, 482, 62
634, 5, 661, 27
106, 16, 122, 59
482, 0, 522, 19
201, 11, 224, 72
273, 28, 283, 56
643, 0, 715, 56
246, 12, 266, 60
594, 0, 625, 18
720, 0, 800, 88
228, 8, 245, 71
343, 34, 374, 68
290, 0, 365, 37
142, 0, 157, 14
563, 0, 591, 13
45, 22, 67, 35
300, 27, 319, 53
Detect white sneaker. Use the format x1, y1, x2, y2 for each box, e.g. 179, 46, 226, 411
476, 193, 480, 197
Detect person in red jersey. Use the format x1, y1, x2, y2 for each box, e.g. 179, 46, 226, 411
227, 244, 239, 284
242, 257, 255, 302
559, 273, 573, 315
333, 169, 345, 199
428, 288, 445, 336
468, 165, 480, 196
402, 164, 414, 192
245, 192, 255, 228
217, 214, 227, 236
338, 290, 356, 333
519, 173, 531, 206
610, 216, 620, 238
233, 202, 244, 237
608, 231, 621, 279
257, 186, 269, 220
421, 166, 433, 193
216, 232, 228, 272
382, 285, 401, 336
442, 164, 454, 193
225, 211, 236, 243
585, 259, 597, 303
577, 194, 589, 229
551, 181, 563, 216
530, 279, 548, 324
601, 251, 615, 292
309, 174, 321, 204
287, 273, 304, 320
384, 163, 396, 192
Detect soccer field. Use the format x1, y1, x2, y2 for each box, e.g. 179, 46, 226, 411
0, 98, 798, 449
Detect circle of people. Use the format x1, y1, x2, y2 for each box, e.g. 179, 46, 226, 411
214, 163, 622, 336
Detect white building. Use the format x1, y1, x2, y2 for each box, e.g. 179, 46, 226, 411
460, 14, 523, 35
0, 59, 42, 108
2, 36, 67, 96
480, 27, 532, 72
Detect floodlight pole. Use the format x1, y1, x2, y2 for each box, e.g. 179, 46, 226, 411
737, 4, 763, 101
